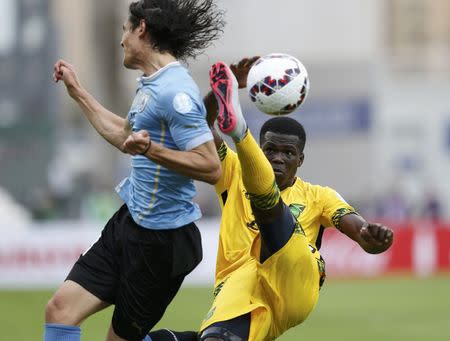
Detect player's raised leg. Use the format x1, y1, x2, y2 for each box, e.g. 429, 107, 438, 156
210, 62, 294, 260
210, 62, 279, 211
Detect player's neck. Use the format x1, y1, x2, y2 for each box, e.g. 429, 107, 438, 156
279, 177, 297, 191
140, 50, 177, 77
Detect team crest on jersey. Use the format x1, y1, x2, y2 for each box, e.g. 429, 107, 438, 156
132, 91, 150, 113
137, 93, 150, 112
289, 203, 305, 219
245, 203, 306, 233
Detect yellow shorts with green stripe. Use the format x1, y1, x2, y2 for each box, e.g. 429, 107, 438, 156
200, 232, 320, 340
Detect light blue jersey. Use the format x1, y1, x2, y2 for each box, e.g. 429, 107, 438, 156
116, 62, 213, 229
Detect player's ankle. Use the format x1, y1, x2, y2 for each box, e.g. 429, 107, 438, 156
231, 124, 248, 142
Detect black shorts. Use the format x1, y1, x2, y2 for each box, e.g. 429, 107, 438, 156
66, 204, 202, 340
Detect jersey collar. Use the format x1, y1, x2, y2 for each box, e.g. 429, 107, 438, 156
137, 61, 181, 83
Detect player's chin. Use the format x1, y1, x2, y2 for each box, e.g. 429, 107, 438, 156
274, 172, 285, 186
122, 57, 137, 70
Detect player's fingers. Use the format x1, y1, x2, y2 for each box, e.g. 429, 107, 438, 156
244, 56, 259, 66
123, 135, 135, 149
368, 223, 386, 241
132, 136, 148, 148
360, 224, 382, 246
229, 63, 238, 72
53, 59, 62, 72
137, 130, 149, 139
237, 58, 248, 67
248, 56, 260, 66
59, 59, 74, 69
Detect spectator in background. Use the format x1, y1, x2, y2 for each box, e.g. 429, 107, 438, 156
423, 190, 442, 223
376, 189, 409, 222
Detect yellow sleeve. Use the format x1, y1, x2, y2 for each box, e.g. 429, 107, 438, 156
214, 142, 239, 198
319, 186, 357, 230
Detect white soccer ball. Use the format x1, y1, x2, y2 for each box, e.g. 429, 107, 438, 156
247, 53, 310, 116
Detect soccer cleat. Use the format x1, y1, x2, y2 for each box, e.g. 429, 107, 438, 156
209, 62, 247, 141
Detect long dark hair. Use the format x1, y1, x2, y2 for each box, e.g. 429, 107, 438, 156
128, 0, 225, 60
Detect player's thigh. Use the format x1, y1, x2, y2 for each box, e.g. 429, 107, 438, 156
111, 223, 202, 341
200, 313, 250, 341
46, 206, 129, 325
112, 273, 185, 340
46, 280, 110, 325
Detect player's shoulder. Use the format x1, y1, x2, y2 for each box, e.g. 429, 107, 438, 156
158, 79, 202, 112
294, 178, 338, 198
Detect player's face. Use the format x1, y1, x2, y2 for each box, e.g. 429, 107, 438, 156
261, 131, 304, 191
120, 20, 143, 70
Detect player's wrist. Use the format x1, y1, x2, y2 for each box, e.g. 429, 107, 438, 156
140, 141, 152, 156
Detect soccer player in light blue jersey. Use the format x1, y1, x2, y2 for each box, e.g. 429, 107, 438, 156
46, 1, 224, 341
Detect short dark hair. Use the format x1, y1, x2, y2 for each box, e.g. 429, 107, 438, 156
128, 0, 225, 60
259, 117, 306, 152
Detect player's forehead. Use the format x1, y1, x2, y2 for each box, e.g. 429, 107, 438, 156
261, 131, 299, 147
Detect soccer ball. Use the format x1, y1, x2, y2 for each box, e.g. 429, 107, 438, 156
247, 53, 309, 115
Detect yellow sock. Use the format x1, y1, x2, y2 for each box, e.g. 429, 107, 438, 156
235, 130, 280, 210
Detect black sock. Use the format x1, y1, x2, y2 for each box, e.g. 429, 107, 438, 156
148, 329, 198, 341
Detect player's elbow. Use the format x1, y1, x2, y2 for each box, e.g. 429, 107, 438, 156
204, 163, 222, 185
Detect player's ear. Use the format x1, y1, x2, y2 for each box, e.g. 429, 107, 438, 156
138, 19, 147, 37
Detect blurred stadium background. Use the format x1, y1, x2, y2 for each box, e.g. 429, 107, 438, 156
1, 0, 450, 340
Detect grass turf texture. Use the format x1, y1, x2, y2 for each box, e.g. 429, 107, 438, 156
1, 276, 449, 340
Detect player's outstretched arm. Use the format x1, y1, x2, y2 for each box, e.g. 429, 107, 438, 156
123, 130, 221, 185
338, 213, 394, 254
53, 59, 131, 150
203, 56, 260, 149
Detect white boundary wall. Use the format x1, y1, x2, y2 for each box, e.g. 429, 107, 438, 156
0, 219, 220, 289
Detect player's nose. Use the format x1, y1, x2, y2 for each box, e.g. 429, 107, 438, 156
270, 152, 284, 164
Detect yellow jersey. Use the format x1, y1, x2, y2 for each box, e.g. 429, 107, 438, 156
213, 143, 356, 286
201, 143, 357, 340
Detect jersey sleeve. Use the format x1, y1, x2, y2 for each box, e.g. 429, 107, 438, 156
214, 141, 239, 197
319, 186, 357, 230
161, 90, 213, 151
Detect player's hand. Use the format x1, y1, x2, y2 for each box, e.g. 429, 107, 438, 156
230, 56, 260, 89
122, 130, 151, 155
52, 59, 83, 98
360, 222, 394, 253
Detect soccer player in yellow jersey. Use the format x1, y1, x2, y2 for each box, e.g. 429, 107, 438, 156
195, 59, 394, 341
130, 58, 394, 341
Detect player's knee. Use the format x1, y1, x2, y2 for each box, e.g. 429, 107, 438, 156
199, 326, 244, 341
45, 294, 76, 324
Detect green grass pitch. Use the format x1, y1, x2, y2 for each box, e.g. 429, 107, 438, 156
1, 276, 449, 340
